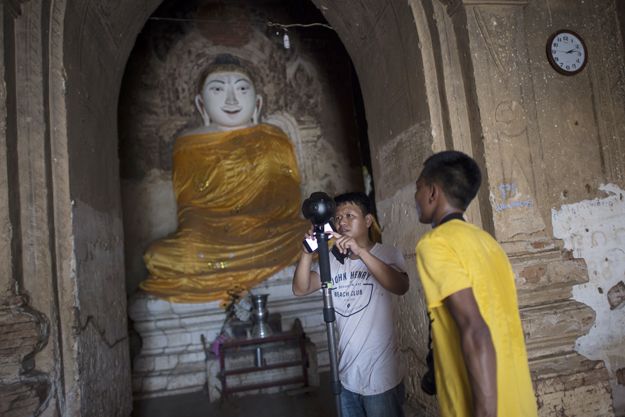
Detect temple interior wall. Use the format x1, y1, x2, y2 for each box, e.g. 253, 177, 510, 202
316, 0, 625, 414
1, 0, 624, 415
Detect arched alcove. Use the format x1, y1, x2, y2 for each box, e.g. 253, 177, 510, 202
49, 0, 446, 414
117, 0, 369, 297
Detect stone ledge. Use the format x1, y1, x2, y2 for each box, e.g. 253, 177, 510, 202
521, 299, 595, 359
0, 377, 51, 417
0, 302, 47, 377
530, 352, 615, 416
503, 239, 564, 260
513, 256, 589, 305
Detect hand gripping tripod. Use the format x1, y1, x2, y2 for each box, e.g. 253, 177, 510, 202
302, 192, 342, 417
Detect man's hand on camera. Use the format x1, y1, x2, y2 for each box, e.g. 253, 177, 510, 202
330, 231, 362, 256
301, 227, 316, 254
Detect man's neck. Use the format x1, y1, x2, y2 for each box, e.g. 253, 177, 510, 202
433, 207, 464, 227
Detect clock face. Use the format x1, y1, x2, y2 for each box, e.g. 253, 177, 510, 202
547, 30, 587, 75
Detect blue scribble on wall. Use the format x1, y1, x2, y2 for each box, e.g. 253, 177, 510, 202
495, 199, 534, 211
499, 183, 517, 200
495, 183, 533, 211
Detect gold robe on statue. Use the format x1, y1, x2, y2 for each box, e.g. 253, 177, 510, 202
140, 124, 310, 303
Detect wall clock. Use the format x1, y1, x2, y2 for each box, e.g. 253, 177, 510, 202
546, 29, 588, 76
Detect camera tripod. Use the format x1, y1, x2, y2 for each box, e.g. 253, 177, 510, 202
315, 227, 342, 417
302, 192, 342, 417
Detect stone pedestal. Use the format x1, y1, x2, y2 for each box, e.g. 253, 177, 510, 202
129, 265, 328, 399
206, 336, 319, 402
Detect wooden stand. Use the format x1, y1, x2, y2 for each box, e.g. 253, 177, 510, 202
218, 332, 309, 401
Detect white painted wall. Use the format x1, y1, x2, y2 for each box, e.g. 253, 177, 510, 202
552, 184, 625, 413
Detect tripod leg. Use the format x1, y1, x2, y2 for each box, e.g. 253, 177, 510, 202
317, 230, 342, 417
323, 286, 342, 417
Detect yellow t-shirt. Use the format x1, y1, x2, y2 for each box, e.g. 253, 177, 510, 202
416, 220, 537, 417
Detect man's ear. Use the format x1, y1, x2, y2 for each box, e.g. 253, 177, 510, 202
365, 213, 373, 228
430, 183, 441, 204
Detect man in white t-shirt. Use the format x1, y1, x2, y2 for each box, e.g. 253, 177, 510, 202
293, 192, 410, 417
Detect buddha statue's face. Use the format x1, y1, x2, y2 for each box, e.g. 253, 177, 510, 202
195, 72, 262, 131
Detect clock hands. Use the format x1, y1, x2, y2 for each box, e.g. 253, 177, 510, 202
552, 49, 581, 55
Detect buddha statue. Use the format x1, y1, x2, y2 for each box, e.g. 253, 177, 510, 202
140, 54, 310, 303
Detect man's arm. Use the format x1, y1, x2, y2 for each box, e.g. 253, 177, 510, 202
444, 287, 497, 417
358, 250, 409, 295
331, 231, 409, 295
292, 231, 322, 296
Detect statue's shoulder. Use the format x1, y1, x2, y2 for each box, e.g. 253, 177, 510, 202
174, 124, 288, 150
258, 123, 287, 136
179, 125, 217, 137
173, 128, 228, 152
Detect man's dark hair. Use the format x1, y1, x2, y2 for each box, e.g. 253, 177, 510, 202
421, 151, 482, 210
334, 192, 373, 218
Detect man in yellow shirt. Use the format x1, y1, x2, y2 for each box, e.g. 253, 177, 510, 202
414, 151, 537, 417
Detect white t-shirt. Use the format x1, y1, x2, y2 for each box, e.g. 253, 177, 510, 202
315, 243, 405, 395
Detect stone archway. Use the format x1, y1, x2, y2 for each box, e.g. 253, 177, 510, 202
45, 0, 440, 414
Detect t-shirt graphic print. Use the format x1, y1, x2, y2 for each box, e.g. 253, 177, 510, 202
315, 243, 406, 396
332, 268, 374, 317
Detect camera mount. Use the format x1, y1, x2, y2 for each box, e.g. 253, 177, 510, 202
302, 192, 336, 227
301, 192, 342, 417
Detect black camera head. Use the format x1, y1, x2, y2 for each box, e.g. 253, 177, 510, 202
302, 192, 336, 226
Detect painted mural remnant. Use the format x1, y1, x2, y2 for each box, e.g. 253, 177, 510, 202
552, 183, 625, 410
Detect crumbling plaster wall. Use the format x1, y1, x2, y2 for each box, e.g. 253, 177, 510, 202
317, 0, 624, 415
1, 3, 13, 299
431, 0, 624, 414
57, 0, 163, 412
456, 0, 625, 414
553, 184, 625, 413
1, 1, 63, 415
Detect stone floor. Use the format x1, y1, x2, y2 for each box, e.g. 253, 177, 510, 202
131, 372, 335, 417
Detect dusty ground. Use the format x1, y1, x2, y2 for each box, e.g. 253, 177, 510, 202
131, 372, 335, 417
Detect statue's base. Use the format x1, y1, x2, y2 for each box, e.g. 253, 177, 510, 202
128, 265, 328, 399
